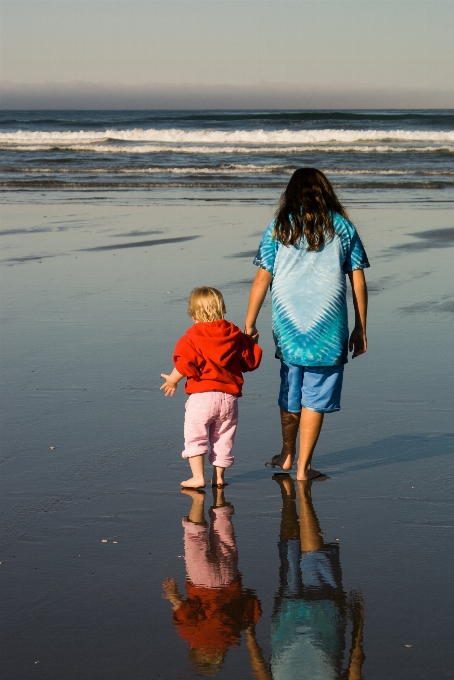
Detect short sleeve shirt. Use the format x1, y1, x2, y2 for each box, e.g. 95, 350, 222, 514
253, 213, 369, 366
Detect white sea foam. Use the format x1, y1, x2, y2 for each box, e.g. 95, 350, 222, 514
6, 166, 454, 176
1, 127, 453, 146
1, 144, 453, 155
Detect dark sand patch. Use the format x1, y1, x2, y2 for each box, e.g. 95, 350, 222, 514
352, 271, 431, 296
79, 235, 200, 252
3, 253, 57, 265
400, 298, 454, 315
225, 250, 257, 259
0, 228, 51, 236
222, 278, 254, 289
169, 278, 253, 304
390, 227, 454, 253
109, 230, 163, 238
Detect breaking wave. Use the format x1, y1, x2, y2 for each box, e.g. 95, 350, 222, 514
3, 166, 454, 176
1, 127, 454, 146
2, 144, 453, 155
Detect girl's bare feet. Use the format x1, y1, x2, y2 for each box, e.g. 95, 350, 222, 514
266, 453, 293, 470
296, 467, 324, 481
295, 409, 325, 481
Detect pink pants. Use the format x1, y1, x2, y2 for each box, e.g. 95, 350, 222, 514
183, 505, 238, 587
183, 391, 238, 468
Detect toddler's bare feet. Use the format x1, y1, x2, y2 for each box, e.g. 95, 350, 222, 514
211, 466, 227, 487
296, 468, 323, 481
180, 477, 206, 489
266, 453, 293, 471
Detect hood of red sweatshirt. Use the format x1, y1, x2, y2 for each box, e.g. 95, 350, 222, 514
185, 320, 242, 368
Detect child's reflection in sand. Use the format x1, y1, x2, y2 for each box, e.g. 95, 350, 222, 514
163, 488, 265, 677
163, 481, 365, 679
270, 475, 365, 680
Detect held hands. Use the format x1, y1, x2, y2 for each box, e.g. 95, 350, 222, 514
244, 325, 259, 343
349, 326, 367, 359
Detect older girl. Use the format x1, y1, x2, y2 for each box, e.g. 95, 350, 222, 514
245, 168, 369, 480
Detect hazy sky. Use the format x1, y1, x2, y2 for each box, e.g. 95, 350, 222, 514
1, 0, 453, 108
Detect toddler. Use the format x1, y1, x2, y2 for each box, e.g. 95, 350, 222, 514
161, 287, 262, 488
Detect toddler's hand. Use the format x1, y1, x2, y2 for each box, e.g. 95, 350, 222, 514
160, 374, 178, 396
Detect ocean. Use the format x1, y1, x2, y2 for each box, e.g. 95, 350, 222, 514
1, 109, 453, 194
1, 110, 453, 680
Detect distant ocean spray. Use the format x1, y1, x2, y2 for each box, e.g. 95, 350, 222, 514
1, 110, 453, 191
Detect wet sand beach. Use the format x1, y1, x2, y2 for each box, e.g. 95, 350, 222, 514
1, 183, 453, 679
1, 105, 454, 680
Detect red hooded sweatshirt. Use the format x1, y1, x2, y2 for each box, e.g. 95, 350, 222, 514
173, 319, 262, 397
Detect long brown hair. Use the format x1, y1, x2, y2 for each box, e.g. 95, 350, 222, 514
273, 168, 348, 251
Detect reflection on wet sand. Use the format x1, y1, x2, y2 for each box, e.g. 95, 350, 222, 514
271, 475, 365, 680
163, 487, 264, 677
164, 481, 365, 679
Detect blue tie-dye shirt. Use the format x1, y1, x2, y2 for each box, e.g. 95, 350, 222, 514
253, 214, 369, 366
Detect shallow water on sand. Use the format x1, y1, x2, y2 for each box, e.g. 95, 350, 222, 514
1, 189, 453, 679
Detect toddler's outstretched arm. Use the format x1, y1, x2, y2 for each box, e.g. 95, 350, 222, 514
348, 269, 368, 359
160, 368, 185, 396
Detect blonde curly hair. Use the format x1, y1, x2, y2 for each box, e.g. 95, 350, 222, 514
188, 287, 226, 323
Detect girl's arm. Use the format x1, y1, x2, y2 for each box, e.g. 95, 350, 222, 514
245, 268, 273, 340
348, 269, 368, 359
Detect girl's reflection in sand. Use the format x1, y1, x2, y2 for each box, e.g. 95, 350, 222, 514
270, 475, 365, 680
163, 488, 264, 677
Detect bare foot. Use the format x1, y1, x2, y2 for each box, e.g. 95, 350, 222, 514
265, 453, 293, 470
180, 477, 206, 489
296, 468, 324, 481
211, 466, 227, 487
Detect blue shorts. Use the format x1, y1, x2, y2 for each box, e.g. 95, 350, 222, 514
278, 361, 344, 414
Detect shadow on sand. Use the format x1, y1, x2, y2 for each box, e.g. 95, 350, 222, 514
229, 433, 454, 483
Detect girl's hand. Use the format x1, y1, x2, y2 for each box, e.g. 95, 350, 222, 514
349, 327, 367, 359
160, 374, 178, 396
